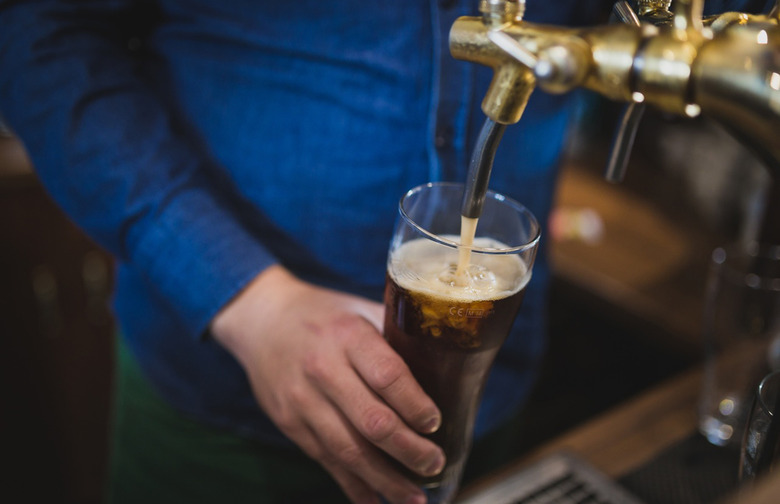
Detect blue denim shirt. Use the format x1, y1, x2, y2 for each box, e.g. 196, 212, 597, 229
0, 0, 767, 445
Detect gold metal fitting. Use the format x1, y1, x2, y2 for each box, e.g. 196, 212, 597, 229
479, 0, 525, 27
449, 16, 641, 124
631, 0, 707, 115
636, 0, 672, 17
449, 16, 535, 124
451, 0, 780, 162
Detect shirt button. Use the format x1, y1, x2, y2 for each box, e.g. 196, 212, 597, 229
435, 126, 453, 148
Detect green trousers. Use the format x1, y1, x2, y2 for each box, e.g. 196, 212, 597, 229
107, 341, 348, 504
107, 340, 526, 503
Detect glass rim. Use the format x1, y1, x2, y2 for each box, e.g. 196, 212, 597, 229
398, 182, 541, 255
757, 370, 780, 418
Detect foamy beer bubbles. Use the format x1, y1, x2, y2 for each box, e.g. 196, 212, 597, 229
387, 236, 529, 349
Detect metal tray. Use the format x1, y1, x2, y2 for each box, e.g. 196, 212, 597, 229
458, 451, 645, 504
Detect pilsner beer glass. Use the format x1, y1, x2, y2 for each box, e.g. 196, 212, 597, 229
383, 182, 540, 503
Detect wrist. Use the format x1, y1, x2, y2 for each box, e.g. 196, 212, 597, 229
210, 264, 296, 349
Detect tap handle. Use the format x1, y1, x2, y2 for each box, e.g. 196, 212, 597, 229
605, 101, 647, 182
612, 0, 641, 25
604, 1, 646, 183
487, 30, 538, 69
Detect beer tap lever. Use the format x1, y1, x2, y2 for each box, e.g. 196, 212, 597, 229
605, 1, 645, 183
613, 1, 641, 25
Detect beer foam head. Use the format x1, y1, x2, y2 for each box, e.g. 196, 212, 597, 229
389, 236, 530, 301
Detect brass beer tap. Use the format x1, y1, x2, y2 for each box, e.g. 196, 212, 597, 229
450, 0, 780, 243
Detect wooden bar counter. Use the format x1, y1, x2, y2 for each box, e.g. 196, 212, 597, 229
456, 363, 780, 504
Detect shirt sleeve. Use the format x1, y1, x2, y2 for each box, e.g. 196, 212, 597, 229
0, 0, 277, 338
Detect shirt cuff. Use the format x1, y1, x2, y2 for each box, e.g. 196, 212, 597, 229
129, 184, 276, 339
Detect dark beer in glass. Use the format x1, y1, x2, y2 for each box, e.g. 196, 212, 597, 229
384, 183, 539, 503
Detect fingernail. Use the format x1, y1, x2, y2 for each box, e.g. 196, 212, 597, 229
423, 451, 445, 476
404, 492, 426, 504
421, 415, 441, 434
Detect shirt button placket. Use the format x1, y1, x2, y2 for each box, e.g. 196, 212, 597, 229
434, 0, 471, 181
435, 125, 453, 149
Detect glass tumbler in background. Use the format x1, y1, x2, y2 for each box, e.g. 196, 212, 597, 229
699, 242, 780, 448
739, 370, 780, 484
383, 182, 540, 504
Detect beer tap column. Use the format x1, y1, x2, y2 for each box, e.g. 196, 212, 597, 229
453, 0, 592, 219
452, 0, 780, 244
450, 3, 648, 124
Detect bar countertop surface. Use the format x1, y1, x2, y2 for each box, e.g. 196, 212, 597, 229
456, 361, 780, 504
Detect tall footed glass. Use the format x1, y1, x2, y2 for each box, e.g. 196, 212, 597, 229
383, 182, 540, 503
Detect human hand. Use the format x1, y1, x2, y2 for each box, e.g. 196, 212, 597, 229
211, 265, 444, 504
